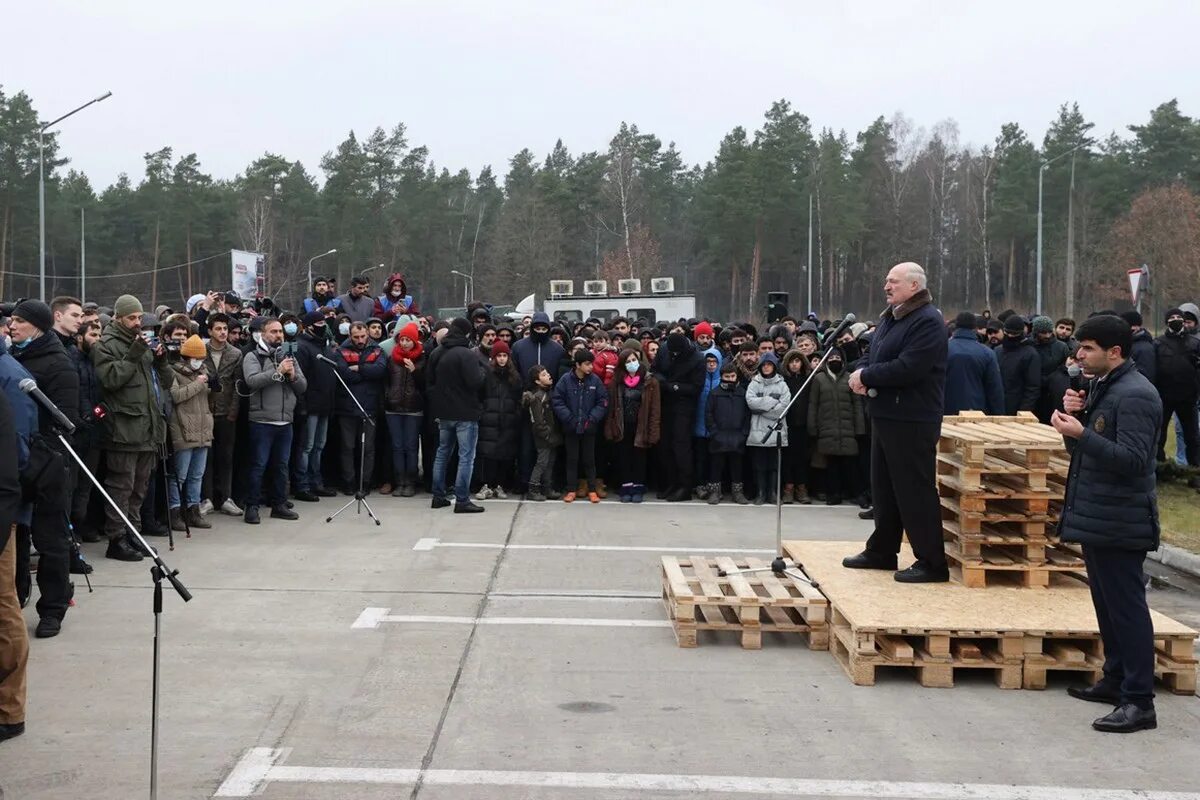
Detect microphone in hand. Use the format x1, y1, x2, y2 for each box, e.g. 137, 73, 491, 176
1065, 365, 1087, 418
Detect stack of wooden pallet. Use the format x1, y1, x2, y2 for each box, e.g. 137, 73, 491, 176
660, 556, 828, 650
937, 411, 1082, 588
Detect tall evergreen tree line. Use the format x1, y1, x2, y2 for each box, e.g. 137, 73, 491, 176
2, 87, 1198, 319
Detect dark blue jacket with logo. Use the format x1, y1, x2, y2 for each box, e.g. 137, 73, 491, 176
1058, 359, 1162, 551
860, 291, 947, 424
551, 369, 608, 435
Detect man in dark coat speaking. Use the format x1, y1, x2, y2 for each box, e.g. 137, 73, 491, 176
845, 262, 950, 582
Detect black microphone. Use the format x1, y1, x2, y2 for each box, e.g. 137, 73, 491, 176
1067, 364, 1087, 418
20, 378, 76, 434
821, 313, 857, 351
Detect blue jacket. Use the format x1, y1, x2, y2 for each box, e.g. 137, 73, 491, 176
552, 369, 608, 435
1058, 359, 1161, 551
0, 348, 38, 529
860, 291, 947, 424
693, 347, 722, 437
944, 329, 1004, 415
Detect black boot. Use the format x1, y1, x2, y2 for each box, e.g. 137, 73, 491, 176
105, 537, 144, 562
842, 550, 898, 570
1068, 682, 1121, 705
243, 505, 261, 525
894, 559, 950, 583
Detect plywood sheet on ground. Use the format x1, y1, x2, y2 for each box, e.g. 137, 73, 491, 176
782, 540, 1195, 636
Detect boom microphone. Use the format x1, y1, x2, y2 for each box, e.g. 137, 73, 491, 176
19, 378, 76, 434
822, 313, 856, 350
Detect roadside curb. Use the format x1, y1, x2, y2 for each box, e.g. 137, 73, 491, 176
1148, 543, 1200, 579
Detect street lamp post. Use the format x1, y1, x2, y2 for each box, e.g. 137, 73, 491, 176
306, 249, 337, 298
450, 269, 474, 305
1035, 141, 1085, 316
38, 90, 112, 299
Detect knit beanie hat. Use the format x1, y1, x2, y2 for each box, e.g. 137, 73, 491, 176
490, 340, 511, 357
302, 311, 325, 327
114, 295, 143, 318
954, 311, 977, 330
1031, 316, 1054, 335
1003, 315, 1026, 335
693, 321, 714, 337
1120, 310, 1143, 327
12, 299, 53, 333
449, 317, 473, 337
573, 348, 594, 364
180, 335, 207, 359
667, 332, 688, 354
396, 322, 420, 342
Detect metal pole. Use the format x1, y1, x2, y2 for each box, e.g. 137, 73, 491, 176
806, 193, 813, 315
80, 207, 86, 303
38, 131, 46, 299
1035, 165, 1045, 316
1064, 152, 1077, 318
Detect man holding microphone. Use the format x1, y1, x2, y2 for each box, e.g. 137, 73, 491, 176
1052, 314, 1161, 733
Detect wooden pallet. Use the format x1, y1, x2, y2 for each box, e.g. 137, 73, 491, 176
944, 545, 1086, 589
828, 606, 1024, 688
939, 412, 1066, 469
937, 452, 1068, 493
660, 556, 828, 650
939, 482, 1062, 518
1021, 633, 1198, 695
943, 521, 1084, 567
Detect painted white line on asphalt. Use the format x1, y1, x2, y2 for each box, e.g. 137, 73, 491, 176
412, 537, 774, 554
351, 610, 670, 630
491, 590, 661, 601
216, 747, 1200, 799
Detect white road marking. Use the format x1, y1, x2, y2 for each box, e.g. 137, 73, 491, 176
351, 609, 669, 630
216, 747, 1200, 799
412, 536, 774, 554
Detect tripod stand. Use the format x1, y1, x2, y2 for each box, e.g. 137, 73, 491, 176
719, 314, 858, 586
58, 430, 191, 800
321, 356, 381, 526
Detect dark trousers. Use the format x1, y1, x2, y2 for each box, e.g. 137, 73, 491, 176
337, 415, 376, 489
865, 418, 944, 565
709, 451, 743, 484
529, 445, 556, 490
16, 507, 72, 621
246, 423, 293, 508
103, 450, 156, 542
517, 417, 536, 489
69, 441, 99, 525
614, 431, 647, 486
665, 408, 694, 487
750, 447, 777, 499
203, 417, 237, 506
823, 453, 857, 500
1083, 545, 1155, 709
386, 414, 422, 479
692, 437, 709, 488
781, 427, 810, 486
480, 457, 513, 488
1158, 395, 1199, 465
564, 432, 597, 490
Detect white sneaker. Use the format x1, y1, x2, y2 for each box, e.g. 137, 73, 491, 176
198, 499, 214, 516
474, 485, 493, 501
492, 485, 508, 499
220, 499, 244, 516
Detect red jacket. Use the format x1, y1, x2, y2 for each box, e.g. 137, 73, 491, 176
593, 348, 618, 387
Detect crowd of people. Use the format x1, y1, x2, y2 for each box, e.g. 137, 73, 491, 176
0, 262, 1197, 741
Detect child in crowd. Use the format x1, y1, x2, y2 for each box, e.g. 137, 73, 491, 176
604, 348, 660, 502
692, 349, 721, 499
522, 365, 562, 501
552, 350, 608, 503
806, 347, 865, 505
745, 351, 791, 504
704, 361, 750, 504
780, 348, 812, 504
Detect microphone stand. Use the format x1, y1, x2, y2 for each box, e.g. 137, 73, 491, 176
322, 357, 381, 526
717, 326, 854, 586
57, 427, 191, 800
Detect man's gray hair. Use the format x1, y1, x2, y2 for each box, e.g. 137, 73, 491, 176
901, 262, 927, 290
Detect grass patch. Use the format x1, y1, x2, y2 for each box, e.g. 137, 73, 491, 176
1158, 418, 1200, 553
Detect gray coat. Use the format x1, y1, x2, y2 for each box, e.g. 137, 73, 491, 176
242, 345, 308, 424
745, 372, 791, 447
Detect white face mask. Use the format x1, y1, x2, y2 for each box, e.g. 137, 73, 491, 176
625, 360, 639, 373
339, 322, 351, 336
189, 358, 205, 370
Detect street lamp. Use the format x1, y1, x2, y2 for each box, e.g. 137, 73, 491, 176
450, 269, 474, 305
1035, 141, 1086, 315
39, 90, 112, 299
306, 249, 337, 295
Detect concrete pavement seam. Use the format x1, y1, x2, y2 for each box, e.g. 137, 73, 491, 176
408, 500, 523, 800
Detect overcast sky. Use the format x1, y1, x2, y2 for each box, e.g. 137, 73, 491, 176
8, 1, 1199, 190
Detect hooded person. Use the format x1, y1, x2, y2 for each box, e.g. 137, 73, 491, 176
373, 273, 420, 322
651, 332, 707, 501
1154, 307, 1200, 465
806, 346, 866, 506
994, 314, 1041, 414
744, 351, 791, 504
690, 347, 723, 499
510, 311, 567, 492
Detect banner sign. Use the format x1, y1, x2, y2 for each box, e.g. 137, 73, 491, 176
231, 250, 264, 298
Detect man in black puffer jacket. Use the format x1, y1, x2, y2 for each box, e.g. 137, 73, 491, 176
994, 315, 1041, 415
426, 318, 486, 513
1153, 307, 1200, 465
1052, 314, 1161, 734
10, 300, 80, 639
652, 332, 706, 501
846, 262, 948, 583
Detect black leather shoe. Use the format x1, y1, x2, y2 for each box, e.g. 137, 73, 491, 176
454, 501, 485, 514
431, 496, 451, 509
142, 518, 169, 537
842, 550, 897, 570
858, 508, 874, 520
1068, 682, 1121, 705
105, 537, 144, 562
294, 490, 320, 502
341, 487, 355, 496
313, 486, 338, 498
1093, 703, 1157, 733
656, 487, 672, 500
35, 617, 62, 638
0, 721, 25, 742
666, 487, 691, 502
894, 560, 951, 583
243, 506, 261, 525
271, 505, 299, 520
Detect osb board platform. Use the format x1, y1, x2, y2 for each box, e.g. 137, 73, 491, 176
781, 540, 1195, 637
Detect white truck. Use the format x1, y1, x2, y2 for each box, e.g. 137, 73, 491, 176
530, 278, 696, 326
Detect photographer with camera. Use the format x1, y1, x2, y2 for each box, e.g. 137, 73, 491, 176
92, 295, 174, 562
241, 318, 307, 524
10, 300, 81, 639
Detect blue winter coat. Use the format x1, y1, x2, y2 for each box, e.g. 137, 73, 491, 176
552, 369, 608, 435
944, 328, 1005, 416
693, 347, 722, 437
705, 383, 749, 453
860, 291, 947, 424
1058, 359, 1162, 551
